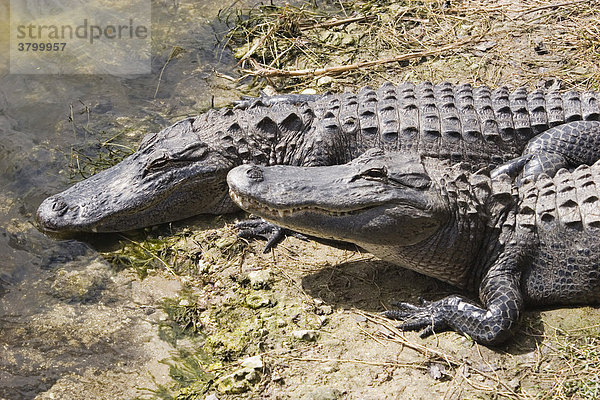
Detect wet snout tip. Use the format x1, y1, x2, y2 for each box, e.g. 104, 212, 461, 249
227, 165, 264, 188
36, 196, 68, 231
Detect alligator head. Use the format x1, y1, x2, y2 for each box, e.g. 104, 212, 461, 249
37, 118, 239, 233
228, 149, 497, 287
227, 149, 448, 246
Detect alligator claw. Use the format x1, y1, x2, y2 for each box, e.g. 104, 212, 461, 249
235, 217, 308, 253
383, 299, 448, 337
490, 155, 530, 180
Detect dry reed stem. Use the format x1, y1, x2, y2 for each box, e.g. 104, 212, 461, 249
225, 0, 600, 89
242, 36, 482, 78
355, 310, 529, 399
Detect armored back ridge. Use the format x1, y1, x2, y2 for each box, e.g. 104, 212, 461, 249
37, 82, 600, 233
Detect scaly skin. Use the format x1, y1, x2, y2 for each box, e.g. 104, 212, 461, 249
37, 82, 600, 233
492, 120, 600, 182
227, 150, 600, 345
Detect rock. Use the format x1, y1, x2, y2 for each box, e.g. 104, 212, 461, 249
240, 355, 263, 370
316, 76, 334, 87
474, 40, 497, 52
50, 259, 110, 303
245, 292, 273, 309
301, 387, 342, 400
291, 329, 319, 342
318, 30, 341, 46
248, 270, 272, 289
427, 363, 447, 380
340, 32, 355, 46
216, 367, 261, 394
316, 305, 333, 315
215, 235, 237, 249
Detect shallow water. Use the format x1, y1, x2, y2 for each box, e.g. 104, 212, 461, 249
0, 1, 265, 398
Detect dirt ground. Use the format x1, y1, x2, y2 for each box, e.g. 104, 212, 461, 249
127, 218, 600, 400
12, 0, 600, 399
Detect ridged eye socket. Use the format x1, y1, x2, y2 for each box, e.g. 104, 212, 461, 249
146, 153, 170, 171
360, 167, 388, 181
389, 172, 431, 189
138, 133, 158, 151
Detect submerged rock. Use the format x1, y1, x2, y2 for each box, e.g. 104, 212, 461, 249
50, 259, 111, 303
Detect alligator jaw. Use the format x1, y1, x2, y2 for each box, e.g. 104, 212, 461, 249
229, 190, 369, 219
229, 187, 391, 243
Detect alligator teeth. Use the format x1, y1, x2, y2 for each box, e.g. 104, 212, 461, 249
230, 189, 366, 218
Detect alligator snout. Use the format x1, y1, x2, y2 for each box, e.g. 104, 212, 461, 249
36, 195, 73, 232
227, 165, 265, 198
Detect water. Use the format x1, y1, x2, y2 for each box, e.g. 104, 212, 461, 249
0, 1, 265, 398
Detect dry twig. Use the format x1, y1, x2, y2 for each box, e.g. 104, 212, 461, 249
242, 37, 481, 78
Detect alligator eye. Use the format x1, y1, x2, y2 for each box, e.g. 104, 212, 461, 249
146, 154, 170, 171
360, 167, 388, 182
389, 173, 431, 189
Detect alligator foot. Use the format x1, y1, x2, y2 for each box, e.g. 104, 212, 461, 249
236, 217, 308, 253
490, 155, 530, 180
383, 290, 520, 345
382, 298, 449, 338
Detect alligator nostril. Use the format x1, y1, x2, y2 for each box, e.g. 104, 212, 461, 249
246, 166, 264, 182
51, 198, 69, 216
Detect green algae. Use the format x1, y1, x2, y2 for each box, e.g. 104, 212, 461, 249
101, 223, 248, 279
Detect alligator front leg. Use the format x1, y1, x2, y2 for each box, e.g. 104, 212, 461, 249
491, 120, 600, 182
384, 265, 523, 345
236, 217, 309, 252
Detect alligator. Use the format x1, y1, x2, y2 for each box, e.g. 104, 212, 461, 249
227, 149, 600, 344
36, 81, 600, 234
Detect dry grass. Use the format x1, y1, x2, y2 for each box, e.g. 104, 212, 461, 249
528, 333, 600, 399
223, 0, 600, 91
